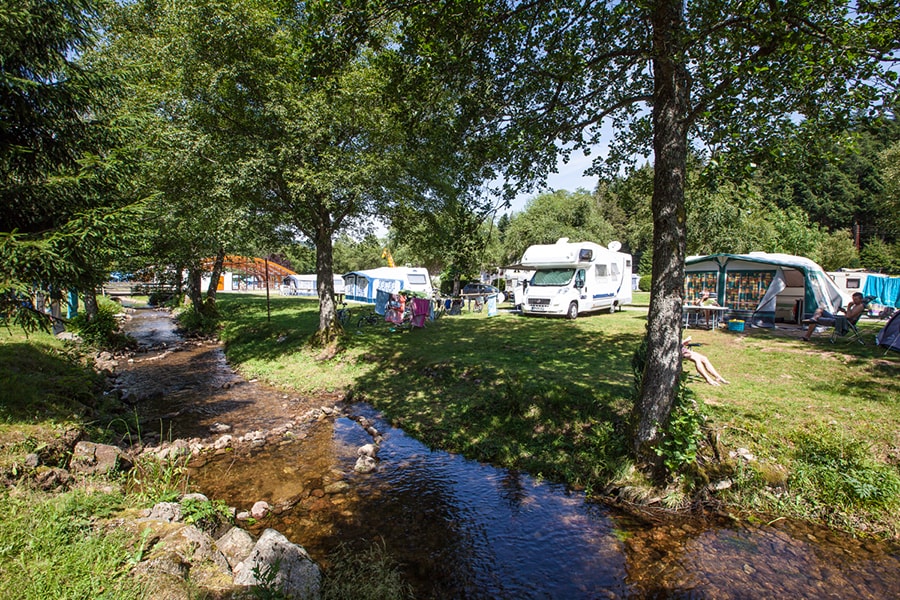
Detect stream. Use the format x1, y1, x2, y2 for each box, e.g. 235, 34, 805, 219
115, 307, 900, 599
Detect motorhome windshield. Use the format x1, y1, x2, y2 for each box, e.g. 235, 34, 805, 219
531, 269, 574, 286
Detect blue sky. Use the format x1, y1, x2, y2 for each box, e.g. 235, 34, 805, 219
504, 148, 601, 215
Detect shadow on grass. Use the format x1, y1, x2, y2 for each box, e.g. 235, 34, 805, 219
217, 294, 643, 489
0, 342, 99, 422
349, 313, 642, 490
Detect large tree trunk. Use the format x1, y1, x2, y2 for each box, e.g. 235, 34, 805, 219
174, 262, 185, 301
631, 0, 690, 464
206, 247, 225, 301
187, 267, 204, 309
312, 223, 339, 345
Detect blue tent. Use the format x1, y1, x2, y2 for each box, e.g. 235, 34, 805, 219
876, 310, 900, 353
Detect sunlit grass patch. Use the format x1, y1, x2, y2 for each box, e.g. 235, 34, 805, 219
0, 488, 144, 600
790, 427, 900, 513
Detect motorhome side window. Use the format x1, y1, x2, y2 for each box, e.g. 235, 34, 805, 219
595, 264, 608, 279
611, 263, 620, 276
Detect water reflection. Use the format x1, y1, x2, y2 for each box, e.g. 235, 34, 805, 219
122, 308, 900, 599
191, 406, 900, 599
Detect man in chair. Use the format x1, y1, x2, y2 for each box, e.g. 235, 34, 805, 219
801, 291, 866, 342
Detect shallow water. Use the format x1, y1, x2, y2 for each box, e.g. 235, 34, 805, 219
120, 308, 900, 599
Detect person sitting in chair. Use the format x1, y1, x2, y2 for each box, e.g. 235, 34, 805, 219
698, 290, 720, 326
801, 291, 866, 342
681, 337, 730, 386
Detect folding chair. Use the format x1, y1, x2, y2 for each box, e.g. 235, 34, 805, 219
829, 314, 864, 344
410, 298, 430, 328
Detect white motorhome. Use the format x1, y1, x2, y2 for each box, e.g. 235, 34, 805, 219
520, 238, 632, 318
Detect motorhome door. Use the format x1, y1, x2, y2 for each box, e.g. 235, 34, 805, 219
575, 268, 587, 301
593, 263, 613, 308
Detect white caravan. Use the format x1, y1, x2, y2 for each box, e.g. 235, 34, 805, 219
520, 238, 632, 318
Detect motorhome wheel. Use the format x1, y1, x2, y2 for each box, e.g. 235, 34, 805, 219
566, 302, 578, 320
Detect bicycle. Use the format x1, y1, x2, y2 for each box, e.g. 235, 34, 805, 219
357, 310, 382, 328
336, 302, 352, 326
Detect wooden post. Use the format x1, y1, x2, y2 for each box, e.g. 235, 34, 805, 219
265, 258, 271, 323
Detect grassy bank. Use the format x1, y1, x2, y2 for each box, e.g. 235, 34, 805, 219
217, 293, 900, 538
0, 328, 145, 600
0, 318, 412, 599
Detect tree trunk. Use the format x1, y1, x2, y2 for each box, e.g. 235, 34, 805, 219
174, 263, 185, 301
312, 224, 339, 345
83, 289, 99, 321
206, 247, 225, 302
187, 267, 204, 309
631, 0, 690, 464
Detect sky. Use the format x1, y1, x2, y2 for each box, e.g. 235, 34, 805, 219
505, 150, 601, 215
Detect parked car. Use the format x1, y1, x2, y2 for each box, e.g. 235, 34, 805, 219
461, 282, 506, 304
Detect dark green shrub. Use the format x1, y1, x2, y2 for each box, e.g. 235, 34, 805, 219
68, 302, 129, 349
639, 274, 652, 291
176, 304, 220, 336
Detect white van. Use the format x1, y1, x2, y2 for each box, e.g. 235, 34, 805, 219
520, 238, 632, 319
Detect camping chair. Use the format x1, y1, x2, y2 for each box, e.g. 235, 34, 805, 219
829, 295, 875, 345
829, 314, 864, 344
410, 297, 430, 329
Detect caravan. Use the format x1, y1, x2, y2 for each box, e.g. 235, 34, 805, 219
281, 274, 346, 297
520, 238, 633, 319
342, 267, 433, 303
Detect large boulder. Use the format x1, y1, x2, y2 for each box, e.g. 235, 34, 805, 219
233, 528, 321, 599
131, 521, 233, 595
217, 527, 256, 569
69, 441, 133, 475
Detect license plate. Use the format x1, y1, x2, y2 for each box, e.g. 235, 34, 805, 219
530, 305, 547, 311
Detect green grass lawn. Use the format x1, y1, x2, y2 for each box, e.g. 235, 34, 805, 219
217, 292, 900, 538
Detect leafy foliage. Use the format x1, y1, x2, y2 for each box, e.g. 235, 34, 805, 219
791, 429, 900, 511
1, 0, 146, 332
501, 190, 616, 262
180, 497, 232, 532
68, 299, 128, 349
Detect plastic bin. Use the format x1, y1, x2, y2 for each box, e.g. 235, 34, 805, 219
727, 319, 745, 332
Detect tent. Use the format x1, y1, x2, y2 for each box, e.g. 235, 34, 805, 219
876, 310, 900, 354
342, 267, 432, 304
685, 252, 850, 328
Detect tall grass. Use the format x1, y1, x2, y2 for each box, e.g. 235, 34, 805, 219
0, 489, 144, 600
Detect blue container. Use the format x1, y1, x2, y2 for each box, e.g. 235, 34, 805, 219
727, 319, 745, 332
